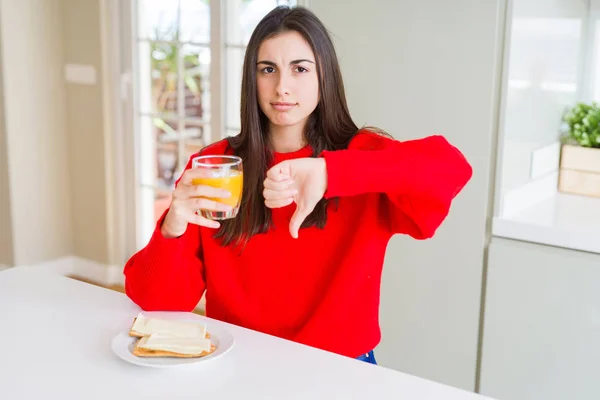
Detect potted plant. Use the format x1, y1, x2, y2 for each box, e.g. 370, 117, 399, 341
558, 102, 600, 197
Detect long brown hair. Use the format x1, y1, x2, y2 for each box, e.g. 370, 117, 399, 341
215, 6, 360, 246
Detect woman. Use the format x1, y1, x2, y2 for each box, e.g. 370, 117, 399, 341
123, 6, 472, 365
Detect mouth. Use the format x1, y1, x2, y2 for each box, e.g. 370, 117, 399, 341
271, 102, 297, 111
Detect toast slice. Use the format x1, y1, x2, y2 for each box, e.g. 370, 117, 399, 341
129, 314, 207, 339
132, 335, 217, 358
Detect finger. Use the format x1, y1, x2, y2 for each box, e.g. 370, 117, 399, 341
179, 168, 205, 185
188, 213, 221, 229
189, 197, 233, 212
263, 187, 298, 201
266, 161, 292, 182
263, 178, 294, 191
265, 198, 294, 209
290, 203, 313, 239
185, 184, 231, 199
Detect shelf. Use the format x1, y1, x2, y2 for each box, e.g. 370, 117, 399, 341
492, 192, 600, 254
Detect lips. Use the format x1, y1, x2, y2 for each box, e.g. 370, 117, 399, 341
271, 102, 297, 111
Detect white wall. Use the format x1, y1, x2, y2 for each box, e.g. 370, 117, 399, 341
0, 0, 73, 265
310, 0, 505, 391
63, 0, 110, 265
0, 22, 12, 267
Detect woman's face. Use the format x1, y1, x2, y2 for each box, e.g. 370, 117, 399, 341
256, 30, 319, 131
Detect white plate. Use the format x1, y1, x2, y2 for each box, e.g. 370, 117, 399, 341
111, 316, 235, 368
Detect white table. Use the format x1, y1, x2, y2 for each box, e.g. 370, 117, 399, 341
0, 267, 494, 400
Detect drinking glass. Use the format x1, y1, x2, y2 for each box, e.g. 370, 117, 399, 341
191, 155, 243, 220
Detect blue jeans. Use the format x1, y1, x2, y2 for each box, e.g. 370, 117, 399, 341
356, 350, 377, 365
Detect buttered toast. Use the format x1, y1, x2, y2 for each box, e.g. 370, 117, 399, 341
132, 335, 216, 358
128, 314, 214, 359
129, 314, 208, 338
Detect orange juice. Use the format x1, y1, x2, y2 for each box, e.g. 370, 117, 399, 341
192, 170, 243, 207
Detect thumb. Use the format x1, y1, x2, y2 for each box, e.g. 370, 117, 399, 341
267, 160, 292, 182
289, 203, 311, 239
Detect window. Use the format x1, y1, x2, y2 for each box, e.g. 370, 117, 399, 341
131, 0, 298, 249
490, 0, 600, 253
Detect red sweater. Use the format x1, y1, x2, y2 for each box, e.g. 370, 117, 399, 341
123, 131, 472, 358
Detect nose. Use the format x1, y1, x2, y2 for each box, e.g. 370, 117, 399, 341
275, 72, 291, 97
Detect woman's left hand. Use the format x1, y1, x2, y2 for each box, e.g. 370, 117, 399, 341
263, 158, 328, 239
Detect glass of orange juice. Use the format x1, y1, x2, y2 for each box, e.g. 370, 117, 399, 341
191, 155, 243, 220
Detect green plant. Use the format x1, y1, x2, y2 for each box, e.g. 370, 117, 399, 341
562, 102, 600, 148
150, 26, 203, 112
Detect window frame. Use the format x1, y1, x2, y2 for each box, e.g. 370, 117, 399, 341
102, 0, 310, 262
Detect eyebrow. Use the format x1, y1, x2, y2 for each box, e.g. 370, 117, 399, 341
257, 59, 315, 66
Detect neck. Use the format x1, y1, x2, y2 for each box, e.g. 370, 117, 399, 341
269, 122, 306, 153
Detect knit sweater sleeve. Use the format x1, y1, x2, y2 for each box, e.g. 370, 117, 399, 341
123, 139, 233, 310
124, 148, 220, 312
321, 131, 473, 239
123, 207, 206, 312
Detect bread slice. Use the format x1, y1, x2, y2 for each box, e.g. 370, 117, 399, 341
132, 335, 217, 358
129, 314, 207, 339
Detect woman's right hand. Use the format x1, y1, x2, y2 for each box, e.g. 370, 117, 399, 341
160, 168, 232, 238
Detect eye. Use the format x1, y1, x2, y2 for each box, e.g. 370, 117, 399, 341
261, 66, 275, 74
294, 66, 308, 73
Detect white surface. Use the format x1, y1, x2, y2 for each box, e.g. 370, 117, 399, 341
311, 0, 503, 390
492, 191, 600, 254
0, 267, 494, 400
529, 142, 560, 179
480, 237, 600, 400
501, 172, 558, 216
64, 63, 97, 85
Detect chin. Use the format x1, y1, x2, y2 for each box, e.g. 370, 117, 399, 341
268, 115, 304, 128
